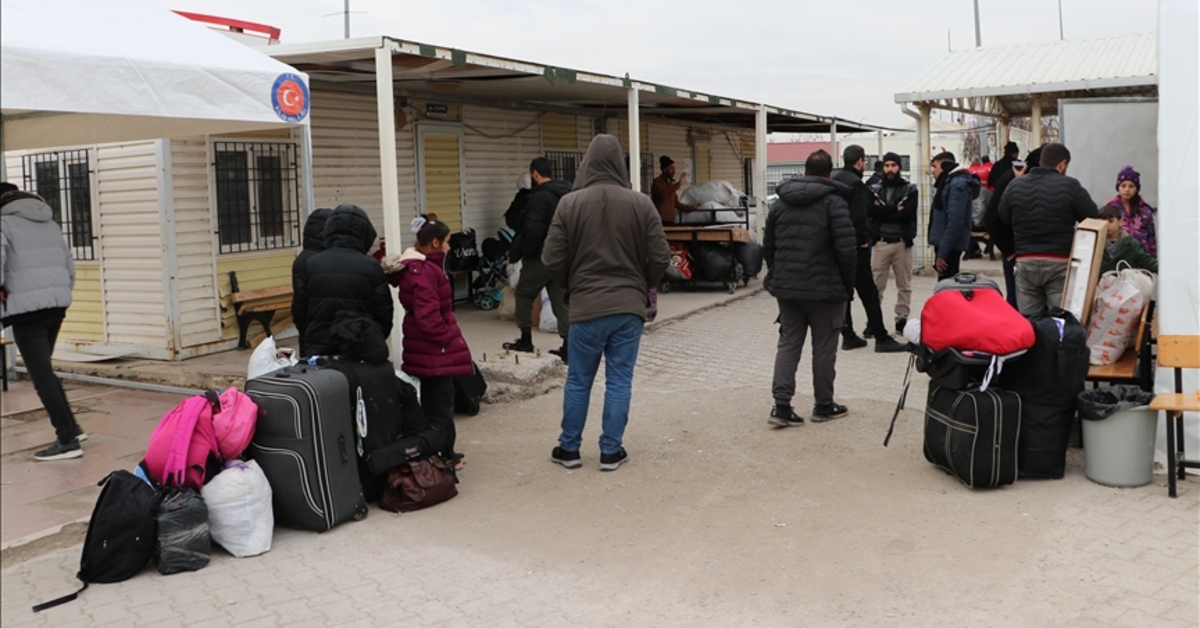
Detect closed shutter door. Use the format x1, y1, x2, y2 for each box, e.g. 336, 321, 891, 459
420, 130, 464, 231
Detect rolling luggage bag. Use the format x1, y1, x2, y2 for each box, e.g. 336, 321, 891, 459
924, 385, 1021, 488
999, 308, 1090, 479
245, 364, 368, 531
327, 357, 404, 502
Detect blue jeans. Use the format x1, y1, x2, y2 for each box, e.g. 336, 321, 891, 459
559, 314, 643, 455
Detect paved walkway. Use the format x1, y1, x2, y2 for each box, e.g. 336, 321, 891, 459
3, 260, 1197, 626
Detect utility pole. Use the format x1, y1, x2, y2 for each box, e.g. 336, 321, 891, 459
344, 0, 350, 39
973, 0, 982, 47
1057, 0, 1064, 40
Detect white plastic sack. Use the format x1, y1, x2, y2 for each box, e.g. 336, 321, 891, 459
201, 460, 273, 558
1086, 267, 1151, 365
496, 285, 517, 320
247, 336, 297, 380
538, 289, 558, 334
679, 181, 742, 207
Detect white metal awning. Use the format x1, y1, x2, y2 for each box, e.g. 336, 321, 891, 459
894, 33, 1157, 118
1, 0, 311, 152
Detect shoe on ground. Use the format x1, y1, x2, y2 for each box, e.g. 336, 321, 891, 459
895, 318, 908, 335
73, 428, 88, 442
599, 448, 629, 471
842, 334, 868, 350
811, 403, 849, 422
502, 338, 535, 353
548, 345, 568, 365
768, 405, 805, 428
551, 446, 582, 469
862, 328, 874, 339
34, 440, 83, 461
874, 336, 908, 353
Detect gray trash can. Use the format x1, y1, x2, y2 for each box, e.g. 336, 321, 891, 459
1077, 386, 1158, 488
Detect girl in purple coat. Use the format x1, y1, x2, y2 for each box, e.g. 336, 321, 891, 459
1107, 165, 1157, 258
386, 216, 474, 456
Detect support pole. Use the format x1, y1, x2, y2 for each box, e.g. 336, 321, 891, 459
917, 104, 933, 270
627, 84, 641, 192
300, 122, 316, 217
375, 44, 404, 362
1031, 99, 1043, 148
999, 118, 1010, 149
876, 129, 884, 167
755, 104, 768, 240
829, 121, 839, 164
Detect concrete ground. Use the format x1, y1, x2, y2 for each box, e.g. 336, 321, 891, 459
2, 259, 1197, 626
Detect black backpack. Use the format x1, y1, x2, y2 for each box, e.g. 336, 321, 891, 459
33, 470, 159, 612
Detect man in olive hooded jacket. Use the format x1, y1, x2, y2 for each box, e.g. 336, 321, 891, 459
542, 134, 671, 471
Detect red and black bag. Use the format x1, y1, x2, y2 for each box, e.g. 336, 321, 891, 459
379, 457, 458, 513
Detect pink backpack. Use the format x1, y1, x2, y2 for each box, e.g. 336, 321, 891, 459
212, 387, 259, 460
142, 392, 222, 489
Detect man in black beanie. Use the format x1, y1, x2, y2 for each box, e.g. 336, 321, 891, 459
650, 155, 697, 225
868, 152, 918, 335
831, 145, 906, 352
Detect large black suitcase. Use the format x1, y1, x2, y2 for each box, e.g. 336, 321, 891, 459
924, 385, 1021, 488
327, 357, 405, 502
998, 308, 1089, 479
246, 364, 368, 531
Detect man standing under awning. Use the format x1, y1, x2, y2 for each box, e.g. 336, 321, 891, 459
651, 156, 698, 225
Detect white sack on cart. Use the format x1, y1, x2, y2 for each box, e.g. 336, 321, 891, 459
680, 181, 742, 208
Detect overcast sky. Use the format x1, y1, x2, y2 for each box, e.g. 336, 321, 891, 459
156, 0, 1158, 129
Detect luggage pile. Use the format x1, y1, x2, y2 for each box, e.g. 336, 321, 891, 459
889, 273, 1090, 489
37, 352, 469, 612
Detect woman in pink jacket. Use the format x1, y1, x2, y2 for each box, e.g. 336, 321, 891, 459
386, 216, 474, 457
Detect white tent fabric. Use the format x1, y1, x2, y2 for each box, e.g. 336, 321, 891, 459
1154, 0, 1199, 471
1, 0, 309, 152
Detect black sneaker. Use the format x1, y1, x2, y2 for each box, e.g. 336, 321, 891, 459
768, 405, 805, 427
33, 440, 83, 461
548, 345, 568, 365
874, 336, 908, 353
599, 448, 629, 472
895, 318, 908, 335
811, 403, 849, 422
503, 338, 535, 353
842, 334, 868, 350
551, 446, 582, 469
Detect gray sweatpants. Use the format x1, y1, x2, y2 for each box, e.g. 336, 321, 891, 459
1014, 259, 1068, 315
772, 299, 845, 408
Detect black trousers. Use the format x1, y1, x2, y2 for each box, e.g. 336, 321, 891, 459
843, 245, 886, 338
11, 313, 80, 444
420, 376, 459, 456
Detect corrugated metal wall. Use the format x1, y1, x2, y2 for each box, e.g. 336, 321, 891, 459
462, 105, 542, 238
170, 139, 222, 348
61, 266, 104, 341
646, 123, 691, 192
711, 129, 750, 191
541, 113, 577, 150
94, 142, 169, 349
418, 130, 464, 232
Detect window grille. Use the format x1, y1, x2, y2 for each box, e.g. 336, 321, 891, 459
20, 150, 95, 260
213, 141, 301, 254
545, 150, 584, 185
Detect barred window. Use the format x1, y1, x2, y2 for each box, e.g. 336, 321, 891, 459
213, 142, 301, 254
21, 150, 95, 260
545, 150, 584, 185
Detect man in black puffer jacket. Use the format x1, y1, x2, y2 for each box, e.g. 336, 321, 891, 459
998, 143, 1098, 315
504, 157, 573, 361
764, 150, 856, 426
831, 145, 906, 353
293, 204, 394, 357
291, 207, 333, 356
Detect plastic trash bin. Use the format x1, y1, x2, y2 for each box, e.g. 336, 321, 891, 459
1078, 386, 1157, 488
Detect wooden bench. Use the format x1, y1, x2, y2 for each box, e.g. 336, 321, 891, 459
1086, 301, 1154, 390
229, 271, 293, 350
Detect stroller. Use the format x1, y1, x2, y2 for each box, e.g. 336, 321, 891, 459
470, 228, 514, 310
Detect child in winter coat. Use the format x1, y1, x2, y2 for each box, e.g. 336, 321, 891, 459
383, 215, 474, 466
1098, 204, 1157, 275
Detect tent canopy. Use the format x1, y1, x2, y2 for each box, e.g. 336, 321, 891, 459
1, 0, 309, 152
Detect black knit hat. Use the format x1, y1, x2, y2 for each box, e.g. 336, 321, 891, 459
659, 155, 674, 170
882, 151, 903, 166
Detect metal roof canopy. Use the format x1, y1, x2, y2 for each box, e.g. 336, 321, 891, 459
894, 32, 1157, 119
268, 37, 883, 135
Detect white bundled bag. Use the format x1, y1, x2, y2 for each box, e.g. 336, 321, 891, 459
201, 460, 273, 558
1086, 263, 1155, 365
538, 289, 558, 333
678, 181, 750, 225
247, 336, 297, 380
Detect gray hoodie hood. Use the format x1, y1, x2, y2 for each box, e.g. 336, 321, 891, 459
0, 196, 55, 223
573, 134, 631, 190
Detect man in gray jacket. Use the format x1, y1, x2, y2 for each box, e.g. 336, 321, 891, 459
764, 150, 856, 426
0, 183, 85, 460
542, 134, 671, 471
